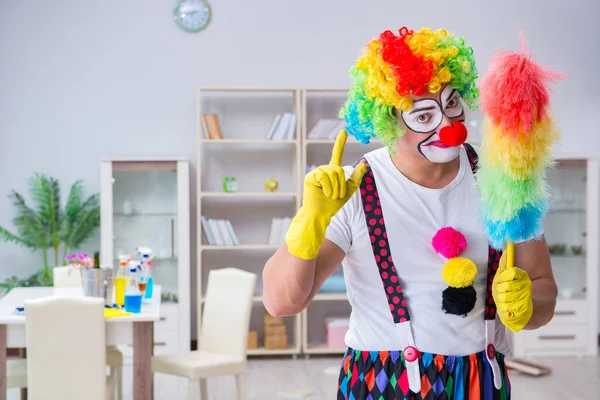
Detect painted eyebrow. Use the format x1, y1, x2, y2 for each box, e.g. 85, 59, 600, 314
408, 105, 437, 115
445, 89, 458, 104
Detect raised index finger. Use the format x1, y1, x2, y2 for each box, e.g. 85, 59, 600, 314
329, 130, 348, 166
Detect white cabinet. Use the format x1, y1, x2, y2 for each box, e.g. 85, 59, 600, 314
511, 159, 599, 358
100, 158, 191, 362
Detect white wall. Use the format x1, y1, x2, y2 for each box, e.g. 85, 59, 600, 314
1, 0, 599, 336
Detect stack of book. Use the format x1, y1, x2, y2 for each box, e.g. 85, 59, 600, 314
265, 112, 297, 140
306, 118, 346, 140
263, 313, 288, 350
201, 216, 239, 246
267, 217, 291, 246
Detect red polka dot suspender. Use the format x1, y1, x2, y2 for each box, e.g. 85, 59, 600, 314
355, 143, 502, 324
358, 160, 411, 323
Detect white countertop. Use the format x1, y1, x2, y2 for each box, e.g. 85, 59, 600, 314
0, 285, 162, 324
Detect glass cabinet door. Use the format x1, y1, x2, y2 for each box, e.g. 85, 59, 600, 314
111, 161, 179, 301
545, 159, 587, 300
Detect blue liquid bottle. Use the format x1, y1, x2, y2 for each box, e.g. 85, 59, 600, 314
144, 274, 154, 299
124, 264, 143, 313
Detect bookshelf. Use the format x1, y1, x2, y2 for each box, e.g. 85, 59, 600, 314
300, 88, 382, 356
197, 87, 303, 356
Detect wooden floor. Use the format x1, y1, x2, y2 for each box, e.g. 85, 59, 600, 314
7, 355, 600, 399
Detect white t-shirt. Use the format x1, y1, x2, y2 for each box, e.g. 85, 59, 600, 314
325, 145, 511, 356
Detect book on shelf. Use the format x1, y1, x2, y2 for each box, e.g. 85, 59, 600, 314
265, 112, 297, 140
267, 217, 291, 245
307, 118, 346, 140
201, 216, 239, 245
201, 114, 224, 139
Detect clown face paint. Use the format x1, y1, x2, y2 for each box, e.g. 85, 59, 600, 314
418, 133, 462, 163
400, 85, 467, 163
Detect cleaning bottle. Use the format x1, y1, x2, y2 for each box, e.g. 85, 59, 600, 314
124, 261, 143, 313
115, 254, 131, 307
137, 247, 154, 299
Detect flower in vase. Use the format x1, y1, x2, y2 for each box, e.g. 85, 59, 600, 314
65, 252, 89, 267
81, 256, 94, 267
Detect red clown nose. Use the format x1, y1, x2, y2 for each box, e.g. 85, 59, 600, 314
439, 121, 468, 147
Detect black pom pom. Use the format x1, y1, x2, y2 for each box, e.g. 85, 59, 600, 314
442, 286, 477, 317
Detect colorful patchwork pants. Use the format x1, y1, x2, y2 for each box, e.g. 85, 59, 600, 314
337, 348, 511, 400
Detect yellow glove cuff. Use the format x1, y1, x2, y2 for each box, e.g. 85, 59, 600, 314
284, 207, 330, 260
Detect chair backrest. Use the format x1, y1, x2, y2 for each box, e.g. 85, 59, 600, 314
199, 268, 257, 358
24, 296, 106, 400
53, 266, 82, 288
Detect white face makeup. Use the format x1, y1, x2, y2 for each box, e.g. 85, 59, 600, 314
441, 85, 464, 119
401, 85, 465, 163
418, 133, 461, 163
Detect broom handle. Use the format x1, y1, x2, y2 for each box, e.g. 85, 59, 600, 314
505, 241, 515, 269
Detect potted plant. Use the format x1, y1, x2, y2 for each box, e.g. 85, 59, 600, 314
0, 173, 100, 293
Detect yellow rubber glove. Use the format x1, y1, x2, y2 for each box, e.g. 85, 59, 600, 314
492, 252, 533, 332
285, 130, 367, 260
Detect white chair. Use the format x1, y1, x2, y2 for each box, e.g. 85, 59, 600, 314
24, 296, 113, 400
5, 358, 28, 391
53, 266, 124, 400
152, 267, 257, 400
52, 266, 83, 287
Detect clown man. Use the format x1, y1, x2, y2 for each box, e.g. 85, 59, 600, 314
263, 27, 557, 399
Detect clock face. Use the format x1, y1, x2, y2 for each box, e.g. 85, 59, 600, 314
173, 0, 211, 32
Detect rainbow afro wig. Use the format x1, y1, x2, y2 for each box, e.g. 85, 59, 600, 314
340, 27, 479, 149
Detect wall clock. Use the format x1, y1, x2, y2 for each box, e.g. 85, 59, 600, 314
173, 0, 212, 33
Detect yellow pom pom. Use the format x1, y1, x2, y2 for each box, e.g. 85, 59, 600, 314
442, 257, 477, 288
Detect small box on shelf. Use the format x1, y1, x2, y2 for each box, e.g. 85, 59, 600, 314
325, 317, 349, 349
264, 313, 284, 326
265, 334, 288, 350
247, 330, 258, 350
263, 312, 289, 350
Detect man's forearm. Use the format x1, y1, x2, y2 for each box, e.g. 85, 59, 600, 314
262, 243, 317, 317
525, 276, 557, 329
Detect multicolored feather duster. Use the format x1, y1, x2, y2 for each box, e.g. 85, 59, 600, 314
476, 34, 565, 267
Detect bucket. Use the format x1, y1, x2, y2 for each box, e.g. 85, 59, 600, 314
80, 267, 115, 306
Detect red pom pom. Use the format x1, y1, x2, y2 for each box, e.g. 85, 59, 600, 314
432, 227, 467, 258
439, 121, 468, 147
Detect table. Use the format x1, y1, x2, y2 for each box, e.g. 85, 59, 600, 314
0, 286, 162, 400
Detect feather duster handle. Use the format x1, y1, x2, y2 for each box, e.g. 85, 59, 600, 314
476, 33, 565, 267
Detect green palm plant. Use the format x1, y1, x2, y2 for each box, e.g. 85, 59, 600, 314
0, 174, 100, 288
